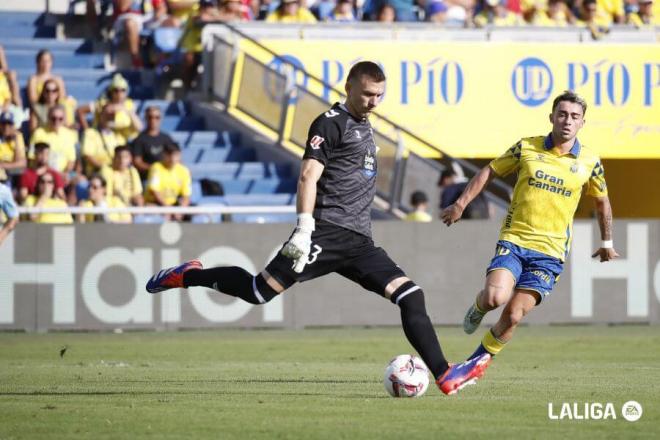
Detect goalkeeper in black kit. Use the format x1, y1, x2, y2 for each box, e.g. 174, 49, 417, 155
146, 61, 486, 395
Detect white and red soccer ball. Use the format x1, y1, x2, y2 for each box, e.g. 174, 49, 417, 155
383, 354, 430, 398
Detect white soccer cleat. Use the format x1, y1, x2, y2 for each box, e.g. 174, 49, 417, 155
463, 303, 486, 334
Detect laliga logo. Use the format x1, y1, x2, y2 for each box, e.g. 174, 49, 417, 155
547, 401, 643, 421
511, 57, 553, 107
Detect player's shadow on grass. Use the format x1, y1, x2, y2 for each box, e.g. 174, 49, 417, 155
116, 378, 377, 384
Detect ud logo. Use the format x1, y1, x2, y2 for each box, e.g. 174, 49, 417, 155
570, 162, 579, 173
536, 154, 545, 162
324, 109, 339, 118
496, 246, 510, 256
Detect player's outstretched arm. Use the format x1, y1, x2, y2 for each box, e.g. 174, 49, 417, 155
441, 166, 496, 226
591, 196, 619, 262
281, 159, 325, 273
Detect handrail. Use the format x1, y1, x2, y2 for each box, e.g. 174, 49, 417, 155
17, 205, 296, 215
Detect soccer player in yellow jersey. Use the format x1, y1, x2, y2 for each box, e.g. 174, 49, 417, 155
437, 90, 619, 394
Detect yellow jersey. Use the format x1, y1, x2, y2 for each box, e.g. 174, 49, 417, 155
100, 165, 143, 205
29, 126, 78, 173
0, 134, 25, 181
145, 162, 192, 206
489, 135, 608, 261
82, 128, 126, 176
23, 196, 73, 224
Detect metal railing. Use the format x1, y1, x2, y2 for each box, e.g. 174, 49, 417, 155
204, 23, 513, 214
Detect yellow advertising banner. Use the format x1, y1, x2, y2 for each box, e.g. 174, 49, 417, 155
242, 39, 660, 159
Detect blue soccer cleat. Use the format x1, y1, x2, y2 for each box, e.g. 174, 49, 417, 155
146, 260, 203, 293
436, 352, 492, 395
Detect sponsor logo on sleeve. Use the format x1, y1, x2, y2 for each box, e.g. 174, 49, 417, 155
309, 135, 325, 150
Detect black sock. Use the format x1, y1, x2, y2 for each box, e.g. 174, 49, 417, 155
183, 267, 277, 305
396, 286, 449, 379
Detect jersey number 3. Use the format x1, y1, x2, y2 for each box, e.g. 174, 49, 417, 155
308, 244, 323, 264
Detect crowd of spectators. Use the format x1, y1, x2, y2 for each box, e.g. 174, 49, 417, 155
82, 0, 657, 72
0, 44, 193, 224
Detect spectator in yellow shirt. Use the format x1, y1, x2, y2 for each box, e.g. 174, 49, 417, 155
578, 0, 612, 38
100, 145, 144, 207
29, 105, 78, 179
26, 49, 67, 108
628, 0, 658, 26
29, 78, 77, 134
82, 104, 127, 176
76, 74, 142, 142
145, 143, 191, 221
597, 0, 624, 23
404, 191, 433, 223
474, 0, 523, 27
530, 0, 573, 25
0, 111, 26, 183
78, 174, 132, 224
23, 173, 73, 224
266, 0, 318, 23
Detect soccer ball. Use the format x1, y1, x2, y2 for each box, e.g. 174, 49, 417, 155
383, 354, 430, 398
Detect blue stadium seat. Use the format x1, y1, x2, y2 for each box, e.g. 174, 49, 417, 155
187, 162, 292, 180
182, 148, 205, 165
250, 178, 297, 194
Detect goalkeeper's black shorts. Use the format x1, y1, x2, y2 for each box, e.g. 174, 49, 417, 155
265, 219, 406, 298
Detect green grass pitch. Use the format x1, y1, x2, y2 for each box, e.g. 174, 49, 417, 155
1, 325, 658, 439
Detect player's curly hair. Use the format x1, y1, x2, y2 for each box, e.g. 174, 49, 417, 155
347, 61, 386, 83
552, 90, 587, 116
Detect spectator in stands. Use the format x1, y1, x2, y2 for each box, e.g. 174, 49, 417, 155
27, 50, 67, 108
82, 103, 127, 176
628, 0, 658, 25
0, 111, 26, 184
404, 190, 433, 222
442, 0, 475, 26
167, 0, 200, 24
22, 173, 73, 224
0, 57, 23, 128
85, 0, 115, 39
29, 78, 77, 133
266, 0, 318, 22
376, 2, 397, 20
364, 0, 418, 21
529, 0, 574, 25
145, 0, 180, 29
473, 0, 523, 26
426, 0, 449, 22
131, 105, 174, 179
144, 142, 191, 221
438, 168, 490, 219
19, 143, 66, 202
327, 0, 358, 21
77, 74, 142, 142
179, 0, 225, 88
111, 0, 151, 68
597, 0, 625, 23
579, 0, 611, 38
29, 105, 78, 181
101, 145, 144, 206
78, 174, 132, 223
0, 182, 19, 247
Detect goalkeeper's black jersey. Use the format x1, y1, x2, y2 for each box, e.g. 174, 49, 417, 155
302, 103, 377, 238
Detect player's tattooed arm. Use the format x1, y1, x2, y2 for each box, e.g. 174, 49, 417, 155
591, 196, 619, 262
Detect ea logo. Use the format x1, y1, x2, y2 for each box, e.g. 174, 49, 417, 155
511, 57, 553, 107
621, 401, 643, 422
265, 55, 308, 104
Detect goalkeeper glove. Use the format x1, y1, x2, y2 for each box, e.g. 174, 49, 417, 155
281, 213, 315, 273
